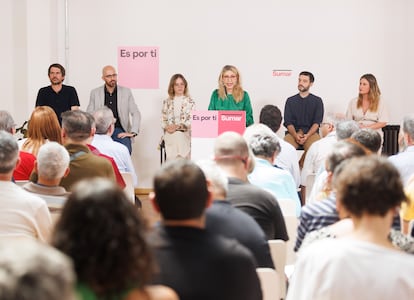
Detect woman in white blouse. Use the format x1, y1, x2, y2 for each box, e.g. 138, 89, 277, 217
161, 74, 195, 161
346, 73, 388, 132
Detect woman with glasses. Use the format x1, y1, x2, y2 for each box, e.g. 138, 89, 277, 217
208, 65, 253, 127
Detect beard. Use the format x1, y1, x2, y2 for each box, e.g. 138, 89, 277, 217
298, 84, 309, 92
50, 78, 63, 85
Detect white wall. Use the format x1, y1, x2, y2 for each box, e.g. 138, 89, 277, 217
2, 0, 414, 188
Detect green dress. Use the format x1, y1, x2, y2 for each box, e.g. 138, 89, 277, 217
208, 89, 254, 126
76, 283, 131, 300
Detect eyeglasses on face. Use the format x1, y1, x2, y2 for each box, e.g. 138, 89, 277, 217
104, 74, 117, 79
223, 75, 237, 80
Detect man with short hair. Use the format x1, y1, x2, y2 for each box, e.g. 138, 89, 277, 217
259, 104, 300, 187
92, 106, 138, 186
87, 65, 141, 153
0, 110, 36, 180
351, 128, 382, 154
149, 159, 262, 300
198, 159, 274, 268
23, 142, 70, 206
59, 110, 116, 190
0, 131, 52, 241
35, 63, 80, 124
214, 131, 288, 241
284, 71, 324, 167
388, 114, 414, 186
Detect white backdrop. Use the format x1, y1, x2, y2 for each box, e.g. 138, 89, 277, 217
2, 0, 414, 188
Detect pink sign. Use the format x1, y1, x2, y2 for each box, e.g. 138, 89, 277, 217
117, 46, 159, 89
191, 110, 245, 138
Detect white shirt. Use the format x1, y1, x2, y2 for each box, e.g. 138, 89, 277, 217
274, 138, 301, 187
388, 145, 414, 186
0, 181, 52, 242
91, 134, 138, 186
287, 238, 414, 300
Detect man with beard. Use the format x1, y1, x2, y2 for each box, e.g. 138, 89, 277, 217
87, 65, 141, 154
35, 63, 80, 124
283, 71, 324, 168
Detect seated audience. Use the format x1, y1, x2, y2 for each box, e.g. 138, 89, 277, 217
287, 156, 414, 300
351, 128, 382, 154
0, 110, 36, 180
0, 131, 52, 241
92, 106, 138, 186
23, 142, 70, 206
402, 176, 414, 235
198, 159, 274, 268
214, 131, 288, 241
149, 159, 262, 300
0, 239, 76, 300
51, 178, 178, 300
243, 123, 301, 216
19, 106, 62, 156
259, 104, 300, 187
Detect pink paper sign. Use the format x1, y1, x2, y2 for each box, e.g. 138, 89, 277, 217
117, 46, 159, 89
218, 111, 246, 135
191, 111, 218, 138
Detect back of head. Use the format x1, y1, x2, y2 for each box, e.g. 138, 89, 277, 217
61, 110, 94, 142
0, 240, 75, 300
333, 155, 405, 218
27, 106, 62, 143
37, 142, 70, 180
0, 111, 15, 133
259, 105, 282, 132
336, 120, 360, 140
351, 128, 382, 153
214, 131, 249, 166
0, 131, 19, 174
325, 140, 368, 173
243, 124, 281, 158
196, 159, 228, 199
403, 114, 414, 141
153, 159, 208, 220
94, 107, 114, 135
52, 178, 152, 295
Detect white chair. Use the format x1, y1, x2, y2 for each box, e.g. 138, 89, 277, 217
256, 268, 281, 300
284, 215, 298, 266
278, 199, 296, 216
268, 240, 287, 299
305, 173, 316, 200
120, 172, 135, 204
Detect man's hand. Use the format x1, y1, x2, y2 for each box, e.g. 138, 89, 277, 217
117, 132, 135, 138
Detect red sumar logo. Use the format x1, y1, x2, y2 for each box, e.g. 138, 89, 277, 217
272, 69, 292, 77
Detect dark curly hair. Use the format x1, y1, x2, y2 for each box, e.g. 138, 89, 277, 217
51, 178, 153, 298
333, 155, 407, 218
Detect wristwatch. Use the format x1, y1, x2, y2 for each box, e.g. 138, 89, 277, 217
131, 132, 138, 137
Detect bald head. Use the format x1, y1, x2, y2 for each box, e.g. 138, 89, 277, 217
214, 132, 249, 164
102, 65, 117, 89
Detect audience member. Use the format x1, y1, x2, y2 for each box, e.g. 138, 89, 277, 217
402, 176, 414, 235
149, 159, 262, 300
88, 65, 141, 154
0, 110, 36, 180
92, 106, 138, 186
161, 74, 195, 161
19, 106, 62, 156
288, 156, 414, 300
259, 104, 300, 187
35, 63, 80, 124
208, 65, 253, 127
57, 110, 116, 190
0, 240, 76, 300
52, 178, 178, 300
214, 131, 288, 240
294, 140, 367, 251
284, 71, 324, 167
243, 124, 301, 216
0, 131, 52, 241
197, 159, 274, 268
351, 128, 382, 154
389, 114, 414, 185
23, 142, 70, 206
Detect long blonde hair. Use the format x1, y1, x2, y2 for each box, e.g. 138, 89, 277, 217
357, 73, 381, 112
217, 65, 244, 102
22, 106, 62, 156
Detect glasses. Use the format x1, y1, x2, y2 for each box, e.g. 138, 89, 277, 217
223, 75, 237, 80
104, 74, 117, 79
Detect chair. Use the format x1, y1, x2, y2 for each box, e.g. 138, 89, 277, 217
256, 268, 281, 300
278, 199, 296, 216
305, 173, 316, 200
14, 180, 29, 187
268, 240, 287, 299
120, 172, 135, 204
284, 215, 298, 266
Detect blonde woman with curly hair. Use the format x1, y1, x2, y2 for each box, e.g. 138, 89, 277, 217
20, 106, 62, 156
346, 73, 389, 131
208, 65, 253, 126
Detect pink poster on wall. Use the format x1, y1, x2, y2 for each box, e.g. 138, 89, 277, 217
117, 46, 159, 89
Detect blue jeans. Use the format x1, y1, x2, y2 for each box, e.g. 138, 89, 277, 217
112, 127, 132, 154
